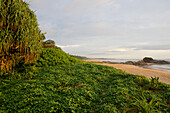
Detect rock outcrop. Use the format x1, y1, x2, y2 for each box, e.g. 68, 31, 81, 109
124, 57, 170, 66
125, 61, 147, 66
143, 57, 154, 62
100, 57, 170, 66
143, 57, 170, 64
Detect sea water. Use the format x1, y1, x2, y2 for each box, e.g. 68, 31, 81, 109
144, 59, 170, 72
93, 58, 170, 72
93, 58, 139, 63
145, 64, 170, 72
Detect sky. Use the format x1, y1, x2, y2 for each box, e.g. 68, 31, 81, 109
24, 0, 170, 59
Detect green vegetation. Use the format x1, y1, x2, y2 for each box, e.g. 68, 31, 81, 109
127, 93, 164, 113
41, 40, 61, 49
70, 55, 88, 60
0, 0, 169, 112
34, 48, 82, 67
0, 0, 44, 73
0, 48, 169, 112
150, 77, 160, 89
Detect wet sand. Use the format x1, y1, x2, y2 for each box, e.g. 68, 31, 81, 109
85, 60, 170, 84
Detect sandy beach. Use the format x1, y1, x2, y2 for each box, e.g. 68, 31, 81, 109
85, 60, 170, 84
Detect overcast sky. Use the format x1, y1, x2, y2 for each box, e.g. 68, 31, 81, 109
24, 0, 170, 59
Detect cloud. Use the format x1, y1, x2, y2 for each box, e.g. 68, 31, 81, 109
88, 52, 108, 55
57, 44, 80, 49
105, 44, 170, 54
24, 0, 170, 59
127, 0, 139, 2
65, 0, 120, 10
58, 22, 127, 38
125, 44, 170, 51
63, 0, 120, 17
107, 48, 136, 52
25, 0, 47, 9
140, 50, 170, 53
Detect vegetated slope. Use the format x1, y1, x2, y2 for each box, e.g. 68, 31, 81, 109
34, 48, 82, 66
0, 48, 170, 112
0, 65, 170, 112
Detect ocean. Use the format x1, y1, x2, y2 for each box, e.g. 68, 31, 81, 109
93, 58, 140, 63
93, 58, 170, 72
144, 64, 170, 72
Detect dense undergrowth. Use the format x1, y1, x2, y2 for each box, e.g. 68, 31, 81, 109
34, 48, 82, 67
0, 48, 170, 112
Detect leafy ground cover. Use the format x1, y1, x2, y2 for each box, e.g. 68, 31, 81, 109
0, 48, 170, 112
34, 48, 82, 67
0, 63, 170, 112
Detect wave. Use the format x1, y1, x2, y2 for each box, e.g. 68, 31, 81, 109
145, 64, 170, 72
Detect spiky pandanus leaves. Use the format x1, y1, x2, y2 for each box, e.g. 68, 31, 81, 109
0, 0, 44, 74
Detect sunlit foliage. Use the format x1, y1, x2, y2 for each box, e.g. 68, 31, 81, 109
0, 63, 169, 112
35, 48, 82, 67
0, 0, 44, 73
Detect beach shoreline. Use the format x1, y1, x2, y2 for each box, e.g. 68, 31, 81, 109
85, 59, 170, 84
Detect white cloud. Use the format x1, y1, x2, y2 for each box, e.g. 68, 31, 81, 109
140, 50, 170, 52
57, 44, 80, 49
41, 25, 57, 37
24, 0, 170, 59
25, 0, 47, 9
108, 48, 136, 52
63, 0, 120, 16
128, 0, 139, 2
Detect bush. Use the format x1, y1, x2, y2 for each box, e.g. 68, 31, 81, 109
34, 48, 82, 66
41, 40, 61, 49
0, 0, 44, 74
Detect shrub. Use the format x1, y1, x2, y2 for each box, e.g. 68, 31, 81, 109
127, 93, 163, 113
41, 40, 60, 49
0, 0, 44, 74
148, 77, 160, 90
34, 48, 82, 66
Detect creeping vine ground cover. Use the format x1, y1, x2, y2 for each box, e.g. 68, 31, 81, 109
0, 48, 170, 112
0, 63, 170, 112
34, 48, 82, 66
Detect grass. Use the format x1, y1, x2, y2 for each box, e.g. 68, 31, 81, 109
0, 48, 170, 112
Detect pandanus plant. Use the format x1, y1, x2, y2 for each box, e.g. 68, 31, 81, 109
0, 0, 44, 74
